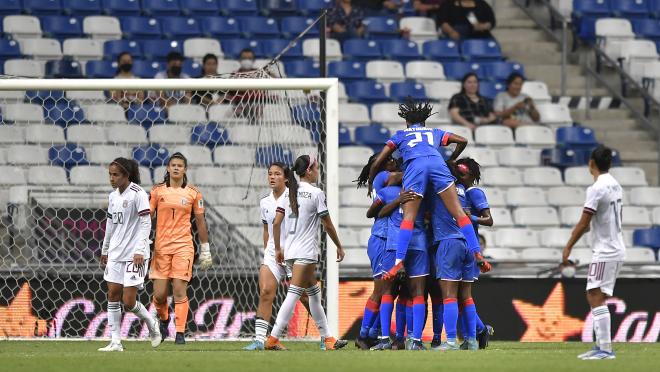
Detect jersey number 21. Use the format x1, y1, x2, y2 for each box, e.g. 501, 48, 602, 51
407, 132, 434, 147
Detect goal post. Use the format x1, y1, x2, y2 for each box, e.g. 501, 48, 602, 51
0, 77, 340, 339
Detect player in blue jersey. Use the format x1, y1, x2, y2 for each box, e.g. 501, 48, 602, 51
367, 100, 489, 281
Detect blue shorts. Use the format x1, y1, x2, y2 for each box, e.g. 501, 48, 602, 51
367, 235, 386, 278
436, 238, 474, 282
428, 243, 438, 279
403, 156, 456, 197
382, 249, 429, 277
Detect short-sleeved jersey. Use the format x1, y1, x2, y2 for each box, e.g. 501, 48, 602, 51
370, 170, 390, 238
464, 185, 490, 234
583, 173, 626, 261
386, 124, 451, 163
150, 183, 204, 254
106, 182, 151, 261
276, 181, 328, 261
378, 185, 427, 252
428, 188, 463, 243
260, 189, 288, 256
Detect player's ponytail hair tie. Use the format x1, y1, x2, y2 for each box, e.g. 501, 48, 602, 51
306, 155, 317, 173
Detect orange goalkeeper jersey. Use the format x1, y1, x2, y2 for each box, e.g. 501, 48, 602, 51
150, 183, 204, 254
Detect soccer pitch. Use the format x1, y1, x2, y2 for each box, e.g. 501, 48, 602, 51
1, 341, 658, 372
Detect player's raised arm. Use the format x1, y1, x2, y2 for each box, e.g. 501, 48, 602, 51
445, 133, 468, 161
368, 145, 396, 194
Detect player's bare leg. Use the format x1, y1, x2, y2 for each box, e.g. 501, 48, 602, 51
384, 197, 422, 280
580, 288, 615, 359
438, 185, 486, 265
152, 279, 170, 342
98, 283, 124, 352
172, 278, 189, 345
427, 276, 443, 348
123, 286, 161, 348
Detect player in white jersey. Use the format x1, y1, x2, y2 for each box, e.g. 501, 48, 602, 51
98, 157, 161, 352
265, 155, 348, 351
562, 146, 625, 360
244, 162, 311, 351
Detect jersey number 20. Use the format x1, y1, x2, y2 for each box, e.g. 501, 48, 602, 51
406, 132, 434, 148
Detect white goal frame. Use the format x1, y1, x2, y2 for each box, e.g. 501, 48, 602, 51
0, 77, 341, 337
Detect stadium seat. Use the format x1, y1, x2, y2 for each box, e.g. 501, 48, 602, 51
630, 187, 660, 206
199, 16, 241, 38
405, 61, 445, 82
488, 207, 513, 227
365, 60, 405, 83
559, 206, 584, 226
0, 126, 25, 145
226, 125, 264, 144
338, 125, 352, 146
521, 81, 552, 103
19, 38, 62, 61
83, 16, 122, 40
443, 125, 474, 143
281, 17, 319, 38
41, 16, 83, 40
338, 146, 374, 167
65, 125, 107, 145
515, 126, 555, 148
495, 228, 539, 248
567, 247, 592, 264
481, 167, 523, 187
193, 167, 235, 187
69, 165, 107, 186
514, 207, 560, 227
479, 81, 505, 100
142, 0, 182, 16
142, 40, 183, 61
103, 40, 142, 61
234, 166, 269, 185
619, 40, 659, 78
219, 0, 258, 16
461, 146, 497, 167
84, 60, 114, 78
215, 59, 241, 74
610, 167, 648, 186
44, 101, 86, 126
506, 187, 547, 207
261, 0, 298, 16
85, 104, 127, 125
0, 166, 26, 185
497, 147, 542, 167
0, 0, 21, 15
343, 39, 381, 62
425, 80, 461, 102
121, 17, 163, 40
7, 145, 49, 165
171, 145, 213, 166
298, 0, 332, 16
572, 0, 611, 19
369, 102, 402, 126
103, 0, 141, 15
261, 39, 302, 60
49, 143, 88, 168
26, 124, 65, 145
25, 90, 65, 105
148, 125, 191, 146
47, 59, 84, 78
474, 126, 514, 147
3, 15, 42, 39
632, 18, 660, 41
103, 125, 147, 147
239, 16, 279, 38
390, 82, 428, 101
339, 207, 372, 227
381, 39, 421, 62
546, 186, 586, 206
347, 81, 388, 104
341, 187, 372, 208
302, 38, 342, 61
125, 103, 167, 127
622, 206, 652, 228
3, 103, 44, 123
328, 61, 366, 81
537, 104, 573, 127
214, 146, 255, 166
563, 166, 592, 186
160, 17, 201, 39
625, 247, 657, 263
63, 39, 104, 61
354, 124, 390, 149
462, 39, 503, 61
5, 59, 45, 78
24, 0, 62, 15
132, 60, 162, 78
485, 248, 520, 260
339, 103, 370, 126
442, 62, 484, 81
541, 147, 589, 169
167, 104, 207, 124
62, 0, 102, 14
400, 16, 438, 43
0, 39, 21, 62
220, 39, 264, 59
191, 122, 228, 148
475, 187, 504, 207
612, 0, 650, 18
28, 165, 68, 185
633, 228, 660, 250
364, 16, 399, 39
284, 59, 319, 78
339, 228, 363, 248
523, 167, 563, 186
486, 61, 525, 83
520, 248, 562, 261
132, 144, 169, 167
595, 18, 635, 60
542, 228, 588, 248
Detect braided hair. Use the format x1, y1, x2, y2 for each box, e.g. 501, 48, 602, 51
355, 153, 381, 189
110, 157, 141, 185
398, 97, 435, 125
455, 157, 481, 186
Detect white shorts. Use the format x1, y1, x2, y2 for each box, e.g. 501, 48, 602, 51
262, 253, 292, 282
586, 261, 622, 296
104, 260, 149, 289
285, 258, 318, 272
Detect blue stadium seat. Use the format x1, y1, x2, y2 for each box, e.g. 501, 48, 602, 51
442, 62, 484, 80
462, 39, 503, 61
142, 0, 182, 16
121, 17, 163, 40
633, 228, 660, 250
354, 124, 390, 150
281, 17, 320, 38
219, 0, 258, 16
572, 0, 612, 20
292, 102, 322, 127
85, 60, 116, 78
346, 80, 388, 104
103, 40, 143, 60
44, 101, 86, 127
221, 39, 264, 58
133, 144, 170, 167
364, 17, 399, 39
555, 126, 598, 148
183, 59, 201, 77
24, 0, 63, 16
485, 61, 525, 82
0, 0, 22, 15
160, 17, 201, 39
50, 143, 89, 168
184, 0, 220, 16
478, 81, 504, 100
192, 122, 228, 149
541, 148, 584, 168
199, 16, 241, 38
343, 39, 381, 61
46, 59, 84, 78
284, 59, 319, 77
611, 0, 649, 18
27, 90, 66, 104
0, 39, 22, 61
263, 0, 299, 17
651, 0, 660, 18
261, 39, 303, 59
141, 40, 183, 60
422, 39, 461, 62
239, 16, 280, 38
328, 61, 366, 80
381, 39, 421, 62
132, 60, 163, 78
256, 145, 293, 167
62, 0, 102, 15
632, 18, 660, 40
127, 103, 168, 127
390, 81, 428, 101
298, 0, 333, 17
41, 16, 84, 40
102, 0, 142, 16
338, 125, 352, 146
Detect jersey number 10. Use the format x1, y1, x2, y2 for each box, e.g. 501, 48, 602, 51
406, 132, 434, 148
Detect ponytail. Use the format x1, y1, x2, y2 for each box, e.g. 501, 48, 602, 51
111, 157, 141, 185
289, 155, 313, 216
164, 152, 188, 187
355, 153, 380, 189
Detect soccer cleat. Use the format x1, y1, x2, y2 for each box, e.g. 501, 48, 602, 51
354, 336, 372, 350
460, 340, 469, 350
370, 338, 393, 350
431, 336, 442, 349
98, 342, 123, 352
477, 325, 493, 349
466, 338, 479, 350
148, 316, 162, 348
391, 338, 405, 350
175, 332, 185, 345
433, 340, 460, 351
243, 340, 265, 351
321, 336, 348, 350
583, 350, 616, 360
577, 346, 601, 359
409, 340, 426, 350
265, 335, 287, 351
405, 337, 414, 350
159, 319, 169, 342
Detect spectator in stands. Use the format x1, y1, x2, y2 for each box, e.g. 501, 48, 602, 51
229, 48, 266, 124
449, 72, 497, 129
438, 0, 496, 40
237, 48, 258, 73
192, 53, 220, 108
494, 73, 540, 129
153, 51, 192, 109
111, 52, 144, 109
414, 0, 443, 20
354, 0, 402, 15
328, 0, 366, 40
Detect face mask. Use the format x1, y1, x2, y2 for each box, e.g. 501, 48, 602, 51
119, 63, 132, 73
169, 65, 182, 76
240, 59, 254, 70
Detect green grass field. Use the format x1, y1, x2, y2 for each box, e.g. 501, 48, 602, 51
1, 341, 657, 372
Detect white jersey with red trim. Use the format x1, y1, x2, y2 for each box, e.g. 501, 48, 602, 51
260, 188, 288, 259
583, 173, 626, 262
105, 182, 151, 261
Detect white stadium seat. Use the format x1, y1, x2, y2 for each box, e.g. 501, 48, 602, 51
497, 147, 541, 167
514, 207, 560, 227
506, 187, 547, 207
481, 167, 523, 187
610, 167, 647, 187
261, 104, 293, 124
343, 248, 370, 266
0, 166, 26, 185
622, 206, 652, 228
520, 248, 562, 261
595, 18, 635, 60
141, 165, 155, 186
211, 187, 265, 206
63, 39, 104, 61
0, 90, 25, 103
149, 125, 192, 145
406, 61, 445, 82
339, 146, 373, 167
3, 15, 42, 39
359, 228, 372, 246
623, 229, 635, 247
541, 228, 588, 248
66, 125, 107, 145
272, 126, 313, 145
233, 167, 268, 186
546, 186, 586, 206
194, 167, 236, 186
490, 208, 514, 227
208, 104, 239, 122
214, 146, 255, 166
218, 206, 250, 225
70, 165, 107, 186
0, 149, 5, 165
4, 59, 45, 78
171, 145, 213, 166
366, 60, 406, 83
216, 59, 241, 74
341, 187, 372, 207
0, 126, 25, 144
168, 104, 207, 124
339, 166, 361, 187
303, 38, 342, 61
28, 166, 68, 186
653, 207, 660, 226
106, 124, 148, 145
480, 187, 506, 207
625, 247, 657, 263
486, 248, 520, 260
564, 166, 592, 186
474, 126, 514, 147
340, 103, 371, 126
339, 207, 372, 227
83, 16, 122, 40
568, 248, 592, 265
515, 125, 556, 147
630, 187, 660, 206
523, 167, 563, 186
521, 81, 551, 103
495, 228, 539, 248
536, 104, 573, 127
87, 145, 131, 164
86, 104, 127, 124
66, 90, 107, 104
25, 124, 65, 144
425, 81, 461, 102
184, 38, 223, 60
444, 125, 474, 143
400, 17, 437, 42
461, 147, 497, 167
560, 206, 583, 226
620, 40, 658, 78
2, 103, 44, 123
370, 102, 401, 126
237, 226, 262, 246
226, 125, 263, 144
340, 228, 363, 248
19, 38, 62, 60
7, 145, 48, 165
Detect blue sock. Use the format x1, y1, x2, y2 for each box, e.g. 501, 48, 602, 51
405, 301, 413, 337
458, 216, 481, 254
368, 312, 381, 339
395, 220, 414, 261
459, 311, 468, 339
379, 295, 394, 338
395, 299, 406, 339
359, 299, 379, 338
412, 296, 425, 341
463, 298, 477, 339
443, 298, 458, 340
431, 296, 443, 339
475, 311, 485, 333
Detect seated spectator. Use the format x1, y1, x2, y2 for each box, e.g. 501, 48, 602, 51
449, 72, 496, 129
111, 52, 144, 109
228, 48, 266, 123
192, 53, 221, 107
354, 0, 402, 15
328, 0, 366, 41
438, 0, 495, 40
237, 48, 257, 73
152, 51, 192, 109
414, 0, 443, 20
494, 73, 540, 129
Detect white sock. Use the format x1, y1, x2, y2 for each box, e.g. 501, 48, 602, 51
255, 318, 269, 343
592, 305, 612, 352
592, 317, 600, 348
270, 285, 304, 339
107, 302, 122, 344
306, 284, 330, 338
129, 302, 154, 331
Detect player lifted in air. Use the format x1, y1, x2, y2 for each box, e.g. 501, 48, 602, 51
150, 152, 211, 345
99, 157, 161, 352
265, 155, 348, 351
562, 145, 625, 360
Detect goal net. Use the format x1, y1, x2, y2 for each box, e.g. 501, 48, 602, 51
0, 73, 339, 340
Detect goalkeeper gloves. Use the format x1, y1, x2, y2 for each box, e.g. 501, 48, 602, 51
474, 252, 492, 273
199, 242, 212, 270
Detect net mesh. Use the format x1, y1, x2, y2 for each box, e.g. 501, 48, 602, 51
0, 68, 329, 339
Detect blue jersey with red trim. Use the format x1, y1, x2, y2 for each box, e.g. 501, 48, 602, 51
427, 189, 464, 243
386, 124, 451, 164
378, 185, 428, 252
465, 186, 489, 234
370, 170, 390, 238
